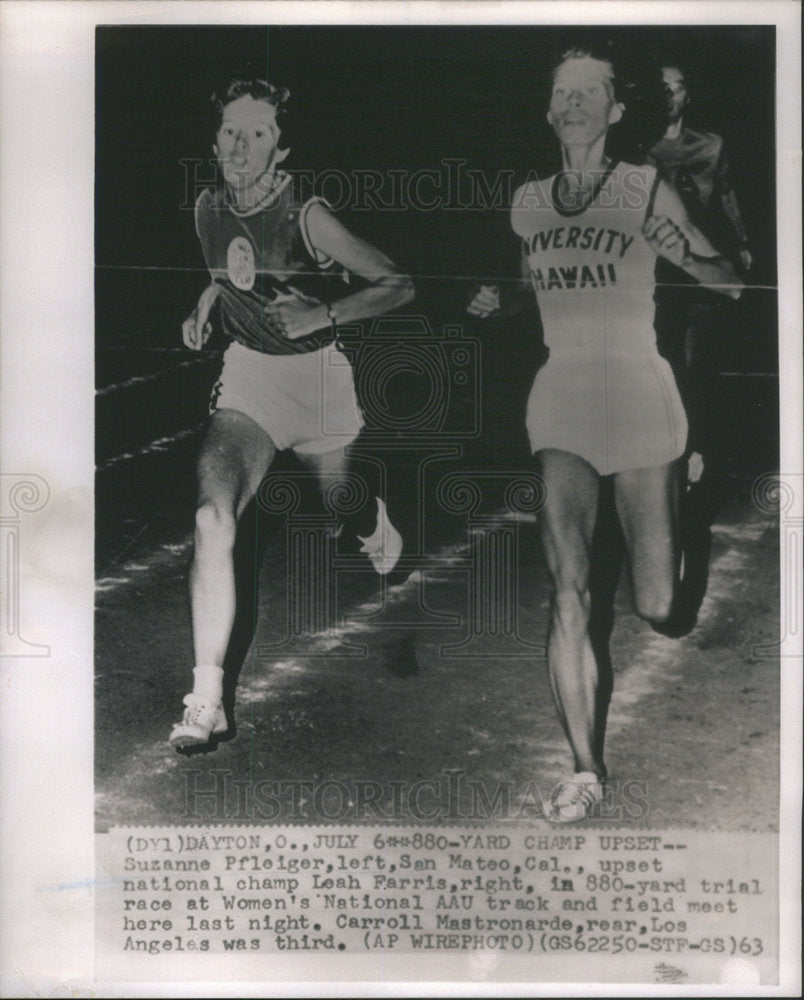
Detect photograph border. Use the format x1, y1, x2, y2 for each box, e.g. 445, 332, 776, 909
1, 1, 800, 996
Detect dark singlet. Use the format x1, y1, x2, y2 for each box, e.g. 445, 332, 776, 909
195, 173, 348, 355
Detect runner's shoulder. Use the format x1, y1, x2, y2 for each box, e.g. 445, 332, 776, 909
682, 126, 724, 155
195, 185, 226, 215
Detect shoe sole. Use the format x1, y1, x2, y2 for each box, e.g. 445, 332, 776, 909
546, 806, 594, 824
169, 717, 227, 749
545, 784, 602, 823
170, 731, 210, 749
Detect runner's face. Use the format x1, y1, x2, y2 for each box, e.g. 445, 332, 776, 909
662, 66, 688, 123
547, 57, 623, 149
214, 95, 280, 189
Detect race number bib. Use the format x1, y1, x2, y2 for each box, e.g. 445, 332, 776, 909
227, 236, 256, 291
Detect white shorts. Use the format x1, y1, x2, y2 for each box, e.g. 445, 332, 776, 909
210, 341, 364, 454
526, 348, 688, 475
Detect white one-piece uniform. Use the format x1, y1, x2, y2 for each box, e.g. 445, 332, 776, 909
511, 161, 688, 475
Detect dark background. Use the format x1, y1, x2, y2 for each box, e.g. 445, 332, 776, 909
97, 25, 776, 290
95, 24, 778, 568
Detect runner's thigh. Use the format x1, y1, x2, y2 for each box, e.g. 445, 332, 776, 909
297, 446, 351, 512
197, 408, 276, 518
614, 462, 679, 613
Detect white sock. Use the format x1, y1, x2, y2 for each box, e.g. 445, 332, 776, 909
192, 666, 224, 703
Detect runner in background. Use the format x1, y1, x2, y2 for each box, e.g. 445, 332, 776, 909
170, 71, 413, 750
648, 58, 753, 485
469, 41, 742, 821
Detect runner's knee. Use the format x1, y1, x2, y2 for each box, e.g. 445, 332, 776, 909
552, 584, 592, 626
633, 585, 673, 623
194, 500, 237, 551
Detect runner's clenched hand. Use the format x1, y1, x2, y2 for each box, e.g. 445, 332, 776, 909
182, 282, 220, 350
263, 293, 328, 340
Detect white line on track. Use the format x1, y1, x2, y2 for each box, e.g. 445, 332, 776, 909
96, 540, 193, 593
96, 357, 211, 396
96, 424, 205, 473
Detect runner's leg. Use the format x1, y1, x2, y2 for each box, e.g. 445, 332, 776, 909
298, 445, 350, 493
537, 448, 605, 778
684, 296, 720, 473
614, 461, 680, 624
190, 409, 275, 691
300, 444, 402, 576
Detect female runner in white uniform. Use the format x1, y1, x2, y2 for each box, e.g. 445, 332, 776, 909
512, 161, 688, 475
469, 44, 741, 821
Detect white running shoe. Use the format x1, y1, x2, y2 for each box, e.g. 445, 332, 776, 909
545, 772, 603, 823
169, 694, 227, 749
357, 497, 403, 575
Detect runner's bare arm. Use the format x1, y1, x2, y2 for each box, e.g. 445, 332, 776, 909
716, 145, 753, 271
182, 281, 221, 350
263, 202, 414, 340
645, 180, 743, 300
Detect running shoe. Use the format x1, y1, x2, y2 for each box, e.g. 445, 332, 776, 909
357, 497, 403, 575
545, 771, 603, 823
169, 694, 227, 749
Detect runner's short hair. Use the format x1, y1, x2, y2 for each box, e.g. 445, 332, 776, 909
211, 72, 290, 118
551, 39, 624, 102
655, 54, 689, 83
